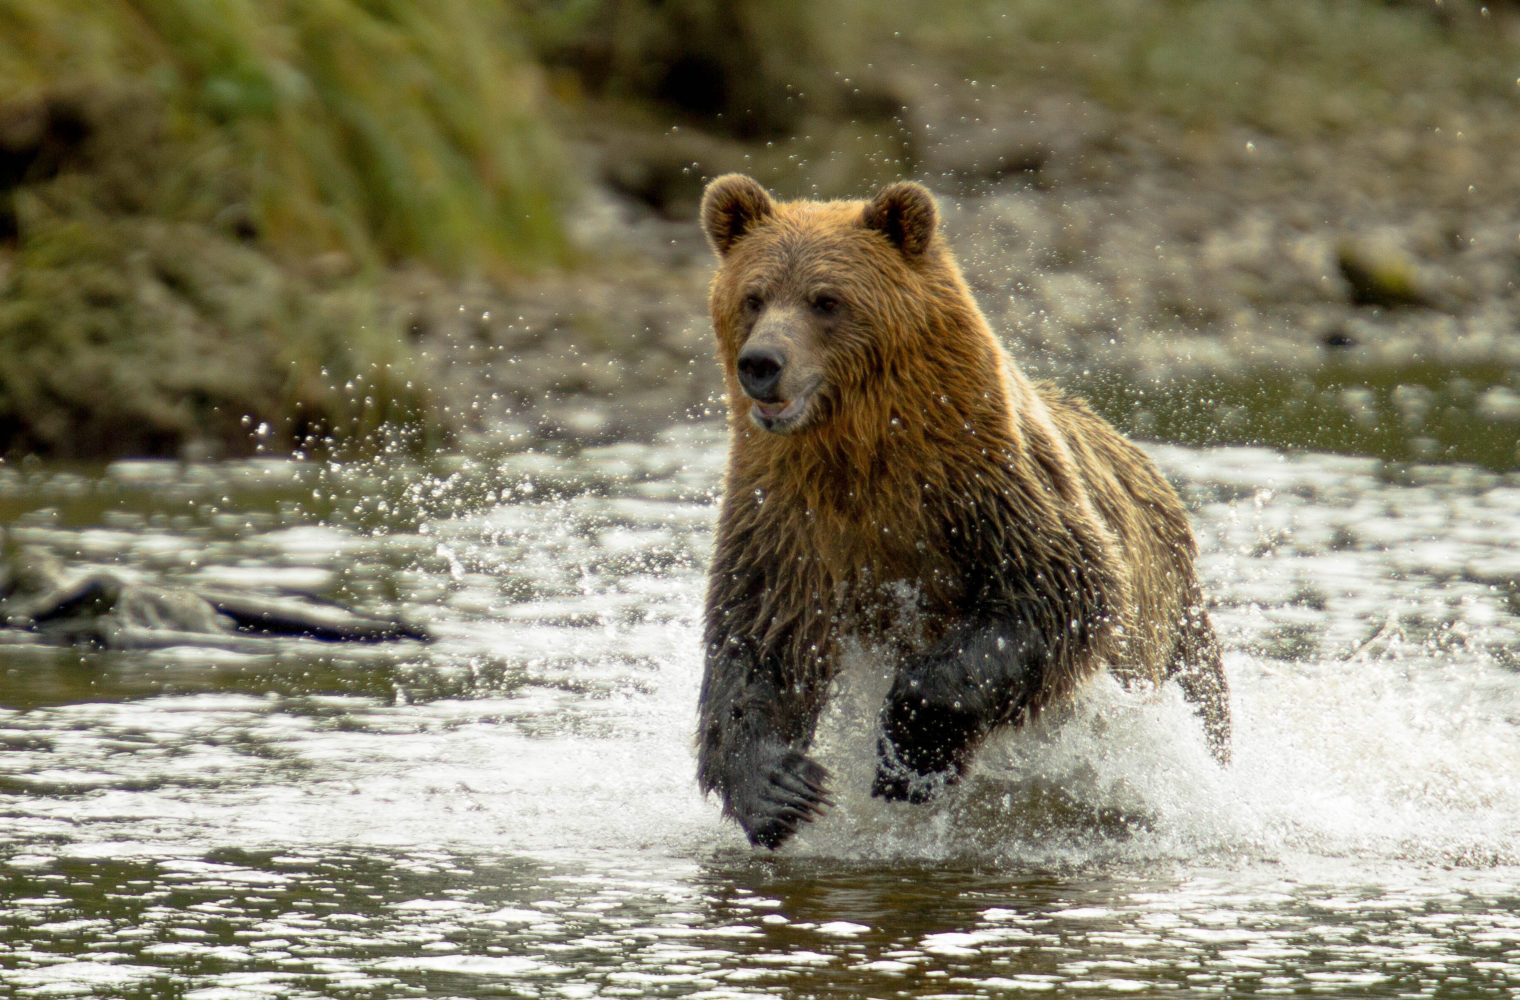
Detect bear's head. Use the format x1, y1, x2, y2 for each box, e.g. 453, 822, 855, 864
701, 174, 993, 441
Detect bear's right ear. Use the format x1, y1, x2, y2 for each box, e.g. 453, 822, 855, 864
862, 181, 937, 258
701, 174, 776, 258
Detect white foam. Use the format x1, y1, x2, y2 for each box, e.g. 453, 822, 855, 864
5, 437, 1520, 876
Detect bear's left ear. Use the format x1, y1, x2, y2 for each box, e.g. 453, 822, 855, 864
702, 174, 776, 258
862, 181, 937, 258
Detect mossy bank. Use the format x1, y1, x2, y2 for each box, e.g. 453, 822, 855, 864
0, 0, 565, 458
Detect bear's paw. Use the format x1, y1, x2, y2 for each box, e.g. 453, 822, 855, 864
871, 678, 976, 803
728, 740, 833, 850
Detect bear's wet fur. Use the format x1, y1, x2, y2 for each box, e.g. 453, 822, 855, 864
695, 174, 1229, 849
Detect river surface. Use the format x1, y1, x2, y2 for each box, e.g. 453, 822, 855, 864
2, 425, 1520, 998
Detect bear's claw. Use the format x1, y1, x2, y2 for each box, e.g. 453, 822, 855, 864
730, 742, 831, 850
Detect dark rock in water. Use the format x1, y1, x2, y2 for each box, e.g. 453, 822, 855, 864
0, 537, 429, 651
200, 590, 430, 643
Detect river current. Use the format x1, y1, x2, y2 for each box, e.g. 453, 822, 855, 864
2, 425, 1519, 997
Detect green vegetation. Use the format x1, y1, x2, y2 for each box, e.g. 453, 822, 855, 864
0, 207, 434, 457
0, 0, 566, 457
527, 0, 1517, 145
526, 0, 826, 138
0, 0, 566, 270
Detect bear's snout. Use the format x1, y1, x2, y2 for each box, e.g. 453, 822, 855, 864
736, 346, 787, 402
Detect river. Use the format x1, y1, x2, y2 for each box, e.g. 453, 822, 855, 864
2, 425, 1519, 997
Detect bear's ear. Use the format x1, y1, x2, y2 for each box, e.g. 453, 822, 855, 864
701, 174, 776, 257
862, 181, 937, 258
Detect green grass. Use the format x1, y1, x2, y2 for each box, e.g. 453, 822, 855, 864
0, 204, 439, 458
0, 0, 573, 457
0, 0, 568, 273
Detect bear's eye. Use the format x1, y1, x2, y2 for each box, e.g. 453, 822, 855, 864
812, 294, 841, 316
742, 293, 764, 315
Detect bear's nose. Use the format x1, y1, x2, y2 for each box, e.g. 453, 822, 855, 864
736, 347, 786, 401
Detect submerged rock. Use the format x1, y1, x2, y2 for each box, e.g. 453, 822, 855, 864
1335, 238, 1439, 310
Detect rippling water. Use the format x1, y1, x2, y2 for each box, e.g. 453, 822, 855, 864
2, 427, 1519, 997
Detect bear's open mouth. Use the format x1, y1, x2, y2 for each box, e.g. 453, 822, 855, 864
748, 380, 820, 434
753, 397, 804, 421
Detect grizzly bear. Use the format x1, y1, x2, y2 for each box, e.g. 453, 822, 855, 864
695, 174, 1230, 849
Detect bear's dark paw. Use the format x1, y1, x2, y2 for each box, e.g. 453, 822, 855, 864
871, 675, 978, 803
730, 742, 832, 850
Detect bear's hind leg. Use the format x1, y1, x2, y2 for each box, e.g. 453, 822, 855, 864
1167, 605, 1231, 765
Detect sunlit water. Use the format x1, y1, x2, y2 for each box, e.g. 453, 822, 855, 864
2, 426, 1519, 998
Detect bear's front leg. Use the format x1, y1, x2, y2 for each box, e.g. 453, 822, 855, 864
872, 613, 1047, 802
697, 637, 832, 849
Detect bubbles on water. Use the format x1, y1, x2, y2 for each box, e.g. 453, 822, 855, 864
786, 653, 1236, 866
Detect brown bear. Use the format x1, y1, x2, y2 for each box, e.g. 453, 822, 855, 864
695, 174, 1229, 850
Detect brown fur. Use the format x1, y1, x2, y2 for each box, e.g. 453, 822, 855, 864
696, 174, 1228, 848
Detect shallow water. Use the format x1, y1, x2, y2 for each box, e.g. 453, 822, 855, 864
2, 427, 1520, 998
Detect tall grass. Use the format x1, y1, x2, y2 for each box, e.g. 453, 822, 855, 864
0, 0, 567, 273
0, 0, 572, 456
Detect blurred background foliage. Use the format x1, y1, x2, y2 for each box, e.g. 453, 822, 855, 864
0, 0, 566, 270
530, 0, 1518, 141
0, 0, 1516, 460
878, 0, 1516, 136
